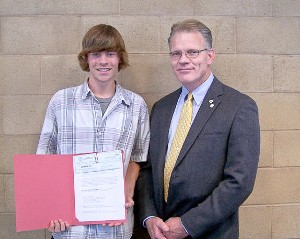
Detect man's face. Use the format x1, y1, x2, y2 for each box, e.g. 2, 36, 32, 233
169, 31, 215, 91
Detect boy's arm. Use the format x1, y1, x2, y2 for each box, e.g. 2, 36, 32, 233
125, 161, 141, 208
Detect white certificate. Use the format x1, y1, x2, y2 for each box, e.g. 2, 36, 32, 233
73, 150, 125, 222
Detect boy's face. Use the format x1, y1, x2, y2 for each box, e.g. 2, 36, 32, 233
87, 51, 120, 85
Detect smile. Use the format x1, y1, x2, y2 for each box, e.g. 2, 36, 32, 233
97, 68, 111, 72
178, 68, 192, 72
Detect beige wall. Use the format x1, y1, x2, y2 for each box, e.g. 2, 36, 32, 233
0, 0, 299, 238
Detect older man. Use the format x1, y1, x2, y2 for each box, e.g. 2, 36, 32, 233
136, 19, 260, 239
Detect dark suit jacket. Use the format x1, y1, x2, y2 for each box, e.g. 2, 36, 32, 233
136, 77, 260, 239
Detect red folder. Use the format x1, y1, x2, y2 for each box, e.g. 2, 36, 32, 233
14, 154, 125, 232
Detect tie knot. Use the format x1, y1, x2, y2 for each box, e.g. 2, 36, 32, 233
187, 93, 193, 101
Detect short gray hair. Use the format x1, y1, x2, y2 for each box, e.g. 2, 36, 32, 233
168, 19, 213, 49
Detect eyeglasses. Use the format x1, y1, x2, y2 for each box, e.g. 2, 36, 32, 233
169, 49, 208, 60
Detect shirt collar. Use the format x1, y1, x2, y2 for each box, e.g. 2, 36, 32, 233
114, 83, 131, 106
80, 80, 130, 106
80, 80, 91, 99
181, 73, 214, 105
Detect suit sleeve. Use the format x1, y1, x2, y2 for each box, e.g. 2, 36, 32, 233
135, 103, 160, 226
181, 97, 260, 238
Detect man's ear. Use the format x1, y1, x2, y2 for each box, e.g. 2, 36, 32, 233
207, 48, 216, 65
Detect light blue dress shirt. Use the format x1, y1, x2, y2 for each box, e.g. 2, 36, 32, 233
166, 73, 214, 158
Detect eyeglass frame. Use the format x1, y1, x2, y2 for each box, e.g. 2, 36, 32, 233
169, 48, 209, 60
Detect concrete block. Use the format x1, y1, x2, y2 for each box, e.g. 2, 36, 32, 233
41, 0, 119, 15
194, 0, 272, 16
0, 175, 4, 212
1, 16, 80, 55
41, 55, 88, 94
273, 0, 300, 16
259, 131, 273, 168
213, 54, 273, 92
0, 135, 39, 174
0, 98, 3, 134
272, 205, 300, 239
0, 56, 41, 95
120, 0, 194, 15
274, 131, 300, 167
81, 16, 160, 53
4, 175, 14, 212
46, 231, 52, 238
250, 93, 300, 130
274, 56, 300, 92
0, 0, 40, 15
3, 95, 51, 135
245, 168, 300, 205
239, 206, 272, 239
160, 16, 236, 53
121, 54, 181, 94
0, 213, 46, 239
237, 17, 300, 54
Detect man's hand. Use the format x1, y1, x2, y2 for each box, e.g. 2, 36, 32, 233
146, 217, 169, 239
163, 217, 188, 239
49, 219, 70, 233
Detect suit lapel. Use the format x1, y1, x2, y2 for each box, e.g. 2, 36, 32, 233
175, 78, 223, 166
157, 89, 181, 160
155, 89, 181, 202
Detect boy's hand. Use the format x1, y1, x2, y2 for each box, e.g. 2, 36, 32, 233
49, 219, 70, 232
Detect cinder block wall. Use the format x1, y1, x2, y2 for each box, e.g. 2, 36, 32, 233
0, 1, 299, 238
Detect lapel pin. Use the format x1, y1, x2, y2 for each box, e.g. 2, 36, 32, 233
210, 104, 214, 108
209, 99, 213, 103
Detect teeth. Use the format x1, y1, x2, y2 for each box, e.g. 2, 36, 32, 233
97, 68, 110, 72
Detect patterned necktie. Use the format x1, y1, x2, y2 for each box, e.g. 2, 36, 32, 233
164, 93, 193, 202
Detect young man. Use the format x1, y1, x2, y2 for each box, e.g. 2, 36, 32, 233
37, 24, 150, 239
136, 19, 260, 239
